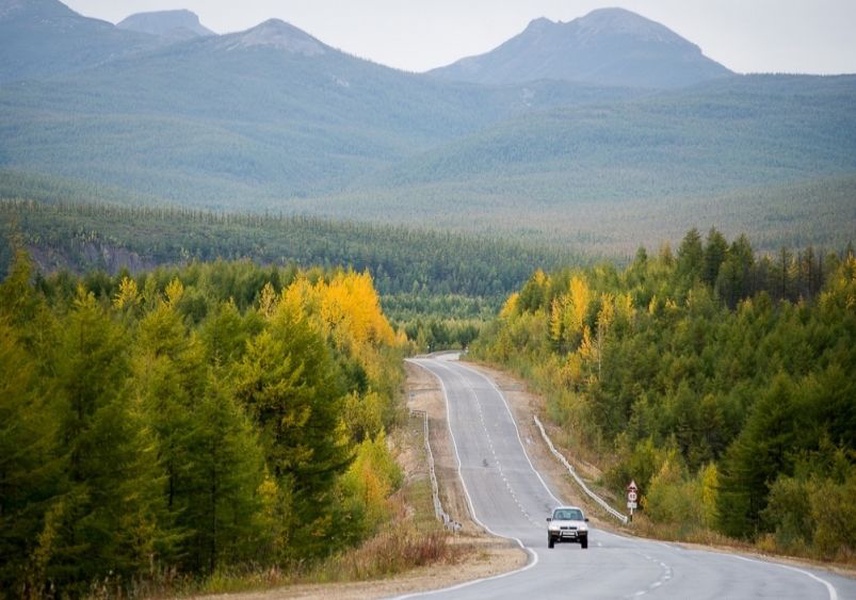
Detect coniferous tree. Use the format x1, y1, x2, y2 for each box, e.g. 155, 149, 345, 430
716, 234, 754, 308
47, 287, 170, 593
232, 289, 352, 559
675, 227, 704, 288
131, 280, 211, 568
702, 227, 729, 287
0, 320, 62, 595
181, 380, 268, 571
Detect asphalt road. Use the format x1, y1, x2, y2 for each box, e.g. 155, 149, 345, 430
400, 355, 856, 600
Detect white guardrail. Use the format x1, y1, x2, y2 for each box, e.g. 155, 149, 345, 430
412, 406, 626, 527
534, 415, 629, 525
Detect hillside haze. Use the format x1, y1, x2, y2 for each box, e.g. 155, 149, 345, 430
0, 4, 640, 202
1, 1, 853, 256
429, 8, 733, 87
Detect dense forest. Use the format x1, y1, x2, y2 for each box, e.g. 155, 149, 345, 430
0, 199, 574, 298
470, 228, 856, 559
0, 251, 413, 597
0, 198, 581, 349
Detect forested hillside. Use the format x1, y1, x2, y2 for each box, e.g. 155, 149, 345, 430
0, 0, 164, 84
471, 229, 856, 559
0, 197, 582, 350
0, 250, 417, 596
0, 199, 576, 296
332, 74, 856, 254
2, 2, 853, 256
0, 18, 623, 205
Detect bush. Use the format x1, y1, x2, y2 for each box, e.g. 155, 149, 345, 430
809, 473, 856, 560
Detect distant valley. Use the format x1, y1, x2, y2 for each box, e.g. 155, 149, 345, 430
1, 0, 854, 257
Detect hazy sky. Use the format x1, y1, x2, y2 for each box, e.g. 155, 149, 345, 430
62, 1, 856, 75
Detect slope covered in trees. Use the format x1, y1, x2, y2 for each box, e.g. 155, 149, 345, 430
3, 9, 854, 255
0, 197, 582, 351
471, 229, 856, 559
0, 252, 409, 596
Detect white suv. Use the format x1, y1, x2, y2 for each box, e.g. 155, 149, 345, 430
546, 506, 589, 549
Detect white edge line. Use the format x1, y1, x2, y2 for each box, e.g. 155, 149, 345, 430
730, 555, 838, 600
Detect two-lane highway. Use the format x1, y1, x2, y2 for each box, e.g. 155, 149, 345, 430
401, 355, 856, 600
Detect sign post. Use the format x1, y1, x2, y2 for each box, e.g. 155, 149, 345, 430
627, 480, 638, 522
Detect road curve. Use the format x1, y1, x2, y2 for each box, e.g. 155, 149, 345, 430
398, 355, 856, 600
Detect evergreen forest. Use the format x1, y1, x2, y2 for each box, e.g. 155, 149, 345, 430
0, 251, 415, 597
471, 229, 856, 559
0, 197, 582, 351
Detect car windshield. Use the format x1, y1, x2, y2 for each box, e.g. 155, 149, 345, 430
554, 509, 583, 521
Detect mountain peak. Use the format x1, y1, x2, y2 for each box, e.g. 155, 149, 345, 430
223, 19, 326, 55
581, 7, 656, 27
117, 9, 214, 39
524, 17, 555, 32
430, 8, 732, 88
575, 7, 687, 45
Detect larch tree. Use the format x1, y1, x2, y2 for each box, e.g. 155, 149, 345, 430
232, 287, 352, 559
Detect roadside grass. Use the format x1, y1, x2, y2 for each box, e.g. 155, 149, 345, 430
626, 512, 856, 575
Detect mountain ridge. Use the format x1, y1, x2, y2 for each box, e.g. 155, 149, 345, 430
0, 0, 165, 83
430, 7, 732, 87
1, 1, 852, 256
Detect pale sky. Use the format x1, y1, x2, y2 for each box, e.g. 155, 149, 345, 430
61, 1, 856, 75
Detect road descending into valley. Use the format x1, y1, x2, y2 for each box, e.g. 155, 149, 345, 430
401, 355, 856, 600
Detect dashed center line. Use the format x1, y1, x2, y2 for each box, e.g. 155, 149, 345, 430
625, 554, 673, 598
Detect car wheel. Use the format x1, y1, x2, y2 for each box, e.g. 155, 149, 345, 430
548, 537, 555, 549
581, 538, 588, 549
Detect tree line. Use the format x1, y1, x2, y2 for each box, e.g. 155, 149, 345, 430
1, 197, 582, 351
0, 252, 408, 597
0, 197, 578, 306
471, 228, 856, 559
